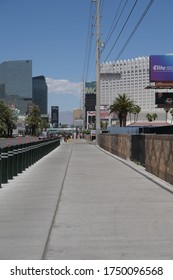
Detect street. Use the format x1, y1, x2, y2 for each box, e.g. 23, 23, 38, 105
0, 136, 39, 148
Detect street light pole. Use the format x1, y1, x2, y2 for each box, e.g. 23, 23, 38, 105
96, 0, 100, 145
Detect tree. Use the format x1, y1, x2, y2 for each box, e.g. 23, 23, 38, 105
128, 106, 133, 123
164, 108, 170, 122
26, 105, 41, 136
146, 113, 158, 122
0, 102, 7, 135
170, 109, 173, 124
132, 105, 141, 122
101, 121, 108, 130
109, 94, 135, 127
40, 119, 50, 132
152, 113, 158, 121
146, 113, 153, 122
0, 101, 17, 137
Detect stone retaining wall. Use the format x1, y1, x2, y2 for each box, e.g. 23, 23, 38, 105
99, 133, 173, 185
145, 135, 173, 185
99, 133, 131, 159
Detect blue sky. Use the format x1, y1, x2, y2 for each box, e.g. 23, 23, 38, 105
0, 0, 173, 112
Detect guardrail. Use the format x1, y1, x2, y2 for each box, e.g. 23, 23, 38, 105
0, 138, 60, 188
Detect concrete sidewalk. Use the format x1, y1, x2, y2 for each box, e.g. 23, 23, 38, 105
0, 139, 173, 259
0, 141, 72, 260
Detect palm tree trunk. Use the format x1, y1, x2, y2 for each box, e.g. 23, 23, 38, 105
119, 114, 123, 127
123, 117, 126, 127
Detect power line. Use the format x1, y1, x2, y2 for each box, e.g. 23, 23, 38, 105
104, 0, 139, 62
82, 1, 96, 82
115, 0, 155, 60
104, 0, 128, 48
100, 0, 105, 14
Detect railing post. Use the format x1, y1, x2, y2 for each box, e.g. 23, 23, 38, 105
8, 146, 13, 180
0, 148, 1, 188
22, 143, 26, 171
13, 145, 18, 177
1, 147, 8, 184
0, 138, 61, 187
17, 144, 23, 174
25, 143, 29, 169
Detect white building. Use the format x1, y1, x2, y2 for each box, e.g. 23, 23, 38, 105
100, 56, 156, 110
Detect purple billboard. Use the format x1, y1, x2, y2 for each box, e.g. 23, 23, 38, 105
150, 55, 173, 82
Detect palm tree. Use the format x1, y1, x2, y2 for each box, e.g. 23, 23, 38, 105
170, 109, 173, 124
164, 108, 170, 122
132, 104, 141, 122
128, 106, 133, 123
152, 113, 158, 121
109, 94, 135, 127
146, 113, 153, 122
26, 105, 41, 135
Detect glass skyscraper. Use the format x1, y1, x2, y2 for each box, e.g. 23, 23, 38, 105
32, 75, 48, 114
0, 60, 32, 114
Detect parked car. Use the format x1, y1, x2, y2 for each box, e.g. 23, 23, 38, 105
38, 133, 47, 140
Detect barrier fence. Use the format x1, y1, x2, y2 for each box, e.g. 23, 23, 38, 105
0, 138, 60, 188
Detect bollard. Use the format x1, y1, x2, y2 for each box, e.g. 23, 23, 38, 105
0, 148, 1, 188
35, 142, 39, 162
13, 145, 18, 176
8, 146, 13, 180
31, 142, 34, 165
28, 142, 32, 167
22, 144, 26, 171
1, 147, 8, 184
0, 138, 61, 186
17, 144, 23, 174
40, 140, 45, 159
25, 143, 29, 169
32, 142, 36, 164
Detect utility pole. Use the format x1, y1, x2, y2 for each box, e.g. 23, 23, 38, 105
96, 0, 100, 145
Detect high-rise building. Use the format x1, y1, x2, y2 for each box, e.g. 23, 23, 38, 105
0, 60, 32, 114
100, 56, 155, 110
84, 82, 96, 125
73, 108, 83, 127
85, 93, 96, 124
51, 106, 59, 126
73, 108, 82, 120
32, 75, 47, 114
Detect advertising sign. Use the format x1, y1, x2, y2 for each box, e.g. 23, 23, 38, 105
87, 110, 116, 120
150, 55, 173, 82
155, 92, 173, 107
85, 81, 96, 94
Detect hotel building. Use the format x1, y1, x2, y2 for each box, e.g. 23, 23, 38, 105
100, 56, 155, 110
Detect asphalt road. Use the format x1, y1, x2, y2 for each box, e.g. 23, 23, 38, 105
0, 136, 39, 148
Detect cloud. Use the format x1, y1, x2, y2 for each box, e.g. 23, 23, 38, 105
46, 77, 82, 97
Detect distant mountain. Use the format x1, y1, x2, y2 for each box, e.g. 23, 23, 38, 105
59, 111, 73, 125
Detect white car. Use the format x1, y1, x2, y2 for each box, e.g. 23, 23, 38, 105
38, 133, 47, 140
